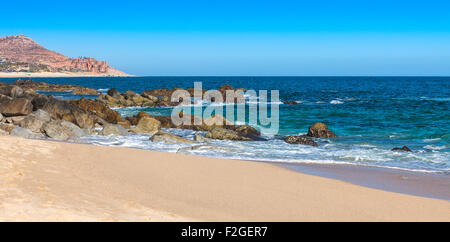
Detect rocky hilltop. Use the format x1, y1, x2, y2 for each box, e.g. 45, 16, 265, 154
0, 35, 129, 76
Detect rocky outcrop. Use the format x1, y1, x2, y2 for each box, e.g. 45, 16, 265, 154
42, 120, 85, 140
205, 127, 256, 141
0, 85, 24, 98
0, 95, 33, 116
131, 117, 161, 135
392, 146, 412, 152
19, 115, 44, 132
284, 135, 318, 147
71, 98, 130, 128
306, 122, 337, 138
43, 99, 96, 129
0, 35, 128, 76
150, 131, 196, 144
14, 79, 98, 95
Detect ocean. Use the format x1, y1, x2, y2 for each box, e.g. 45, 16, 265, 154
2, 76, 449, 173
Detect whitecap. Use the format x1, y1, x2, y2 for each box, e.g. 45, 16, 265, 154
330, 100, 344, 104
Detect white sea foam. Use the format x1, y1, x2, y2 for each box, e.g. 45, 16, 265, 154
330, 100, 344, 104
79, 127, 450, 174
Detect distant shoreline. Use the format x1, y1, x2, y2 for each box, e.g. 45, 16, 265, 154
0, 72, 133, 78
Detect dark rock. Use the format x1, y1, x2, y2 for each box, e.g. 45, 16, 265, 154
0, 85, 24, 98
107, 88, 121, 99
284, 135, 318, 146
205, 127, 254, 141
30, 94, 51, 110
306, 122, 337, 138
392, 146, 412, 152
283, 101, 298, 105
42, 99, 96, 129
0, 95, 33, 116
71, 98, 129, 128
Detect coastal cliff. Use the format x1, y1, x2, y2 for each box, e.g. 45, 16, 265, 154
0, 35, 129, 76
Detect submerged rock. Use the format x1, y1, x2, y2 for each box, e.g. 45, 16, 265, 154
392, 146, 412, 152
150, 131, 196, 144
194, 134, 212, 142
284, 135, 318, 147
306, 122, 337, 138
283, 101, 299, 105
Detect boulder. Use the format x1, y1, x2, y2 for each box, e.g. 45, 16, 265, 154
31, 109, 51, 123
43, 99, 95, 129
131, 117, 161, 134
43, 120, 85, 140
0, 112, 3, 122
284, 135, 318, 147
101, 123, 129, 136
127, 112, 151, 125
0, 85, 24, 98
205, 127, 253, 141
392, 146, 412, 152
150, 131, 196, 144
71, 98, 126, 127
306, 122, 337, 138
0, 95, 33, 116
141, 91, 158, 102
30, 94, 50, 110
19, 115, 44, 132
9, 127, 40, 139
107, 88, 121, 99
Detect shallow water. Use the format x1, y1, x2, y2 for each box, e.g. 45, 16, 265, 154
2, 76, 449, 173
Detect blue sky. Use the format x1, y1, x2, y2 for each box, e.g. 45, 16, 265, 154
1, 0, 450, 76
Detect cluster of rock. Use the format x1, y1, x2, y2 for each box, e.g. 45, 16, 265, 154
12, 79, 98, 95
0, 82, 135, 140
283, 122, 337, 146
125, 111, 264, 142
96, 84, 247, 108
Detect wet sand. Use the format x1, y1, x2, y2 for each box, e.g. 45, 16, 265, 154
0, 135, 449, 221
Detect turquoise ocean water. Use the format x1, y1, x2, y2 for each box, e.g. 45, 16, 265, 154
2, 76, 449, 173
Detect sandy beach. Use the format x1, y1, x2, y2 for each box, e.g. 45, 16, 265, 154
0, 135, 448, 222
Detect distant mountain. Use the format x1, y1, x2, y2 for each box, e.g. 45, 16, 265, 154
0, 35, 129, 76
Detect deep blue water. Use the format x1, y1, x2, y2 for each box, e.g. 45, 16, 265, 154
2, 76, 449, 173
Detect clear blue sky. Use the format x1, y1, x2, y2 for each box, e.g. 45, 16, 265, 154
1, 0, 450, 76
